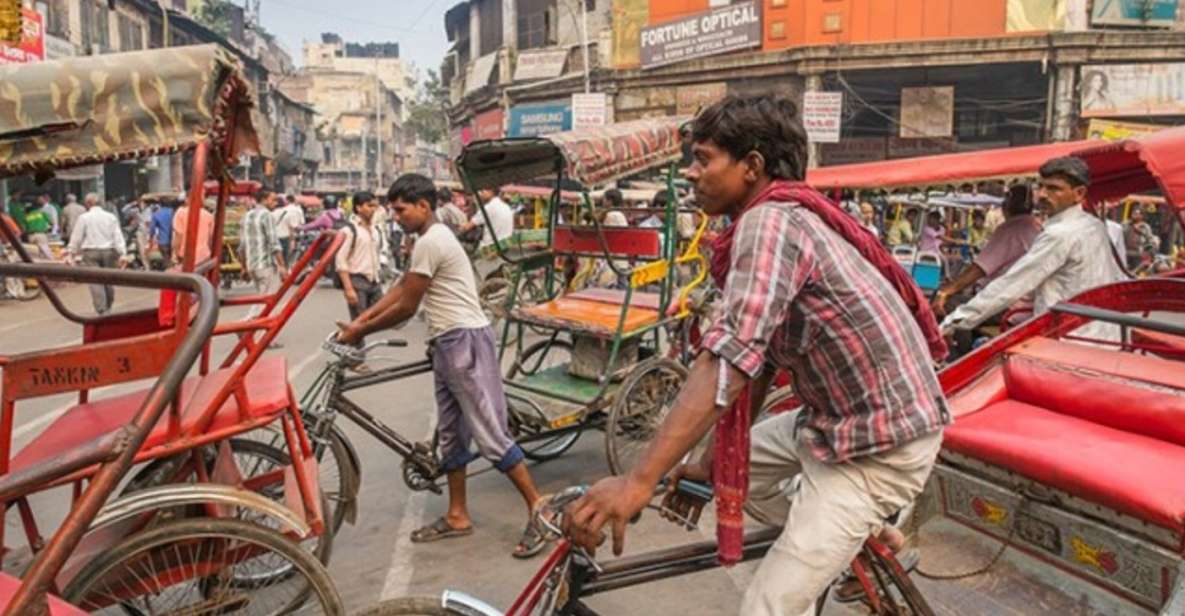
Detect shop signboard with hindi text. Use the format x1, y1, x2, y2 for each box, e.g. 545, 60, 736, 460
803, 91, 843, 144
640, 1, 761, 70
474, 108, 505, 141
508, 102, 572, 137
0, 7, 44, 65
572, 93, 609, 130
1080, 63, 1185, 118
514, 48, 568, 81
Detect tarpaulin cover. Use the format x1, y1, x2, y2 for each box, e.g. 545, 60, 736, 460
457, 116, 688, 190
0, 44, 258, 179
807, 140, 1101, 190
1073, 126, 1185, 210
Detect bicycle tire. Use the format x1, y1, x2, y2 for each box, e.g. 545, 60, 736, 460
605, 358, 689, 475
508, 394, 582, 462
63, 517, 345, 615
355, 596, 462, 615
857, 543, 935, 616
242, 424, 358, 535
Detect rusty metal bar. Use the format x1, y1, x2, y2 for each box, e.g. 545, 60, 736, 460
3, 264, 217, 616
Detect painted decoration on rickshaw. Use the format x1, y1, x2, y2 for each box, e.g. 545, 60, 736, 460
0, 44, 258, 179
546, 115, 688, 187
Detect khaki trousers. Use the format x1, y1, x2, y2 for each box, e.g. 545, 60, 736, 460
740, 412, 942, 616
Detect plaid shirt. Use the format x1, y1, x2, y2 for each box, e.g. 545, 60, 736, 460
703, 202, 950, 463
241, 206, 281, 273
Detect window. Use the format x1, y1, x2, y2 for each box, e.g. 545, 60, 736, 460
94, 2, 110, 52
478, 0, 502, 56
118, 14, 143, 51
79, 0, 93, 49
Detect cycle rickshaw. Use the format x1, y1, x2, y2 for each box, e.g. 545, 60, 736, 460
0, 44, 346, 613
457, 117, 710, 475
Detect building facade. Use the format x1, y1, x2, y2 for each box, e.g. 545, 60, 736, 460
442, 0, 1185, 170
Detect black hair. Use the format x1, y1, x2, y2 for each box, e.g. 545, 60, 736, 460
1039, 156, 1090, 188
256, 189, 273, 202
603, 188, 624, 208
651, 190, 670, 210
690, 95, 808, 181
324, 196, 338, 209
388, 173, 438, 209
1005, 184, 1033, 216
286, 194, 295, 204
437, 187, 454, 204
352, 191, 375, 207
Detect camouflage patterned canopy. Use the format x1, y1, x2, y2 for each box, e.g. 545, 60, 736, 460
0, 44, 258, 179
457, 116, 688, 190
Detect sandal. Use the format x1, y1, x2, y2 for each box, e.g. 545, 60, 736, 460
410, 517, 474, 543
833, 548, 920, 603
513, 520, 548, 559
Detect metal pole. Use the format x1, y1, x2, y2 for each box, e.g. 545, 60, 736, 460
375, 59, 382, 189
157, 0, 169, 47
579, 0, 590, 94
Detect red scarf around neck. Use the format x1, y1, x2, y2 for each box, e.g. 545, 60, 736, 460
708, 180, 947, 565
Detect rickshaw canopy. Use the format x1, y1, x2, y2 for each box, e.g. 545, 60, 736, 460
1073, 126, 1185, 210
807, 139, 1101, 190
457, 116, 689, 191
0, 44, 258, 179
501, 184, 582, 203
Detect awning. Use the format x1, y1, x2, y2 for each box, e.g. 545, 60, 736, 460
806, 139, 1102, 190
1072, 126, 1185, 210
465, 53, 498, 96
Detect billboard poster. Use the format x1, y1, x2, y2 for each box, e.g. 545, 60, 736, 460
640, 1, 761, 70
572, 93, 608, 130
612, 0, 649, 69
1080, 63, 1185, 117
1092, 0, 1178, 27
508, 102, 572, 137
0, 8, 45, 65
1086, 119, 1167, 141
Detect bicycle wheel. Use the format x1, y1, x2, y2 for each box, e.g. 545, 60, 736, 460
5, 273, 41, 301
63, 518, 344, 615
817, 544, 935, 616
505, 338, 572, 380
120, 440, 334, 568
356, 596, 460, 615
605, 358, 688, 475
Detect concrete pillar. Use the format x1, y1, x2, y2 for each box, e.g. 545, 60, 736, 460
1050, 64, 1078, 142
804, 72, 822, 169
503, 0, 517, 52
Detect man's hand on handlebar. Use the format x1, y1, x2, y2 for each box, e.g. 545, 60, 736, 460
336, 319, 364, 345
660, 461, 711, 531
563, 475, 653, 558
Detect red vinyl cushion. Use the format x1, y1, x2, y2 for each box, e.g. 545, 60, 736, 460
12, 356, 290, 475
944, 400, 1185, 533
1003, 354, 1185, 448
0, 572, 88, 615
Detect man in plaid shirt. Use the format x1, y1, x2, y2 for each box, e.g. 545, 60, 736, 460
567, 96, 949, 616
241, 190, 288, 321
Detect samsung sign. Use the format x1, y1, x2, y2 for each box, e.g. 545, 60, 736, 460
508, 102, 572, 137
640, 1, 762, 70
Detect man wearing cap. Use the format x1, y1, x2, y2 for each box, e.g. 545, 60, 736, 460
941, 156, 1123, 340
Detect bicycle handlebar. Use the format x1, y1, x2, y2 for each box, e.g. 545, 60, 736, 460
322, 333, 409, 363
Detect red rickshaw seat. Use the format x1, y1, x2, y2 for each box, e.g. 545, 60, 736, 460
0, 572, 88, 615
944, 400, 1185, 533
944, 338, 1185, 533
11, 356, 291, 476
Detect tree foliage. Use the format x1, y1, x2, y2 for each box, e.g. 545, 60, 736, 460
193, 0, 234, 39
404, 70, 449, 145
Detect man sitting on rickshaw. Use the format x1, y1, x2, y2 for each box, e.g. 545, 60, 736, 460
565, 95, 950, 616
941, 157, 1124, 340
336, 173, 550, 559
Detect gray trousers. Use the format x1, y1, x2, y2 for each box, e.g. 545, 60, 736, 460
346, 274, 384, 346
81, 248, 119, 314
430, 326, 524, 473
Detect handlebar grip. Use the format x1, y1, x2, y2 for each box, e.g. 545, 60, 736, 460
386, 339, 408, 347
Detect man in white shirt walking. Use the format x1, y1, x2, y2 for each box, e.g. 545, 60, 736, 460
942, 157, 1124, 340
273, 194, 306, 264
336, 191, 383, 355
68, 193, 128, 315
